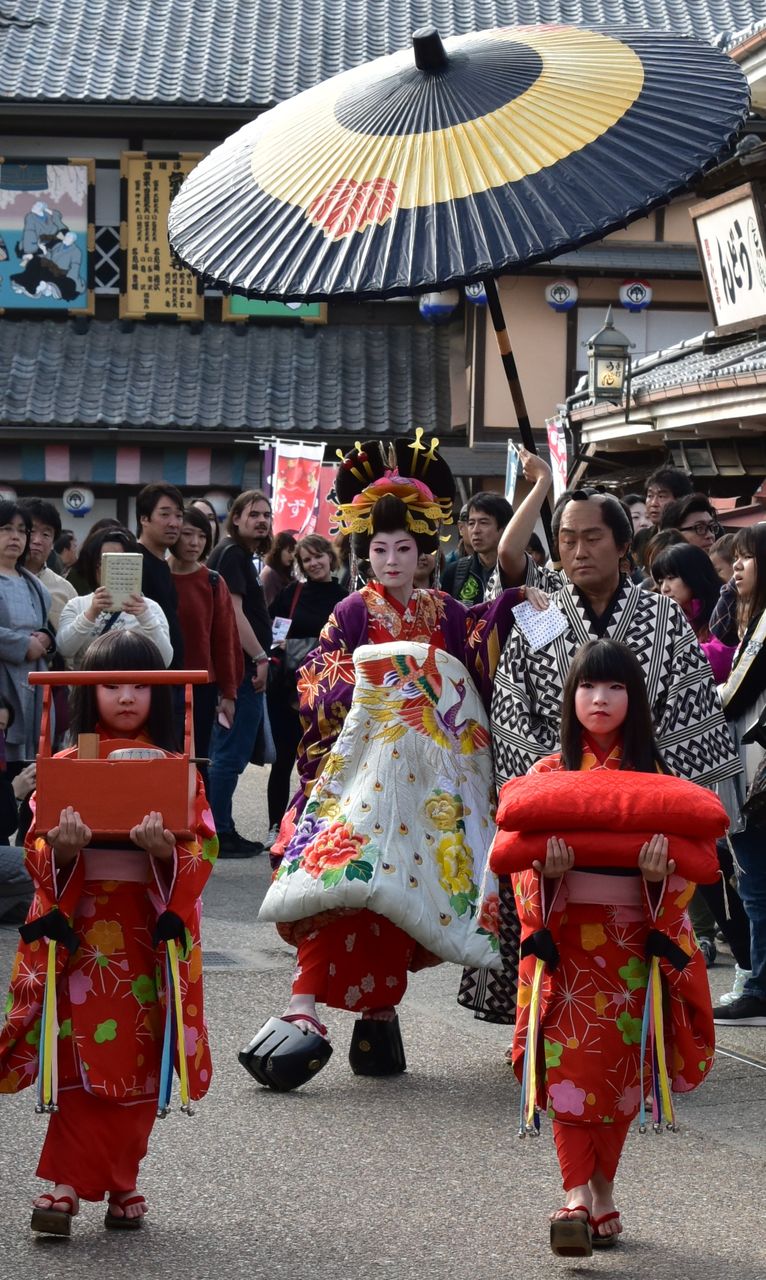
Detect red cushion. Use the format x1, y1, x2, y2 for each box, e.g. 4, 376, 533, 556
490, 827, 721, 883
496, 769, 729, 838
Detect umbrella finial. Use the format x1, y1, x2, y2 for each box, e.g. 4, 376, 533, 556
413, 27, 448, 72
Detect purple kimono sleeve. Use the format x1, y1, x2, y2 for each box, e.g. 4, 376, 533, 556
272, 595, 368, 861
440, 588, 524, 711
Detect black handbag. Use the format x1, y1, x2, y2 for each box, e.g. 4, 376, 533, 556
268, 583, 304, 690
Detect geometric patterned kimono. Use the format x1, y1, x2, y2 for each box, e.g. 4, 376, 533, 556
460, 566, 740, 1023
511, 743, 715, 1190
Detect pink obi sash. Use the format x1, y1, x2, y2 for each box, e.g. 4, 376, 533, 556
83, 849, 152, 883
564, 869, 642, 907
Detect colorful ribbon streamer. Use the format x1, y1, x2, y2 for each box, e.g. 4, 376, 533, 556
518, 956, 545, 1136
157, 950, 175, 1117
167, 939, 191, 1113
35, 939, 59, 1113
156, 939, 192, 1117
638, 955, 675, 1133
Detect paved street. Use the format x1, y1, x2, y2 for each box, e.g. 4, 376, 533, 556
0, 763, 764, 1280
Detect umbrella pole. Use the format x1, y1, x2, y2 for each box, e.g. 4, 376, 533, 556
483, 276, 553, 544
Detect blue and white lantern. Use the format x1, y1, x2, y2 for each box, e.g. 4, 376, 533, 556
465, 281, 488, 306
419, 289, 460, 323
545, 279, 578, 312
62, 486, 95, 518
619, 279, 652, 312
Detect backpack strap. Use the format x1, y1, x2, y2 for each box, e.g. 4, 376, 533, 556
451, 556, 472, 600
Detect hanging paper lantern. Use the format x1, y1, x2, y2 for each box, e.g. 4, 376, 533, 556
465, 281, 487, 305
62, 486, 95, 517
619, 279, 652, 311
545, 279, 579, 312
419, 289, 460, 323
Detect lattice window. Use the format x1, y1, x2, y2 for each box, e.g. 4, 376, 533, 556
94, 225, 120, 293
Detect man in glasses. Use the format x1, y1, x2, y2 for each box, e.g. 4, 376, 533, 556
644, 466, 693, 527
659, 493, 721, 553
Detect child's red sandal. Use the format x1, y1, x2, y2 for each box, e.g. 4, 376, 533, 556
550, 1207, 593, 1257
30, 1192, 78, 1237
590, 1210, 622, 1247
104, 1193, 147, 1231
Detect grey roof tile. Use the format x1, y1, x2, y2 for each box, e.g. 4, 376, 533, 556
630, 333, 766, 392
1, 0, 763, 108
541, 245, 703, 273
574, 329, 766, 405
0, 318, 452, 435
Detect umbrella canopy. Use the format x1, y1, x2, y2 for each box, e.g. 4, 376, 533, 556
168, 24, 749, 301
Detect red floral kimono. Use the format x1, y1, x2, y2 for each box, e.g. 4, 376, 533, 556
0, 744, 218, 1200
511, 740, 714, 1189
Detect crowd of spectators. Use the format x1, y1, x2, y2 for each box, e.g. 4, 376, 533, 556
1, 463, 765, 1029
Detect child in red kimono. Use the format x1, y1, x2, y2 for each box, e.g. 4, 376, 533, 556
0, 629, 218, 1237
505, 639, 719, 1257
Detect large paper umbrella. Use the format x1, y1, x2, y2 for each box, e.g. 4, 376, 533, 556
168, 24, 748, 480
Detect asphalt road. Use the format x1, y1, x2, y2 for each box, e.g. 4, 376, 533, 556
0, 764, 763, 1279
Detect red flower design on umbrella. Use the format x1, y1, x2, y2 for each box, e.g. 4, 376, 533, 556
308, 178, 397, 240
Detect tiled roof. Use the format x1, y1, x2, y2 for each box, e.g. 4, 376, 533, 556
573, 329, 766, 408
630, 333, 766, 393
541, 244, 702, 275
727, 16, 766, 47
0, 318, 452, 435
1, 0, 764, 107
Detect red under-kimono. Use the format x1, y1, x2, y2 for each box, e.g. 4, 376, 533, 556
0, 747, 218, 1200
282, 581, 520, 1013
511, 740, 715, 1190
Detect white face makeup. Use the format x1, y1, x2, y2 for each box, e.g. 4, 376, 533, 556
368, 530, 420, 596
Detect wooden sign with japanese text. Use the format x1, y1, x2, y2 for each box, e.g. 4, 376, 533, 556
691, 183, 766, 336
120, 152, 203, 320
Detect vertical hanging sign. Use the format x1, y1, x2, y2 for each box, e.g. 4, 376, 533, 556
545, 416, 569, 502
313, 462, 339, 539
271, 441, 326, 537
120, 152, 204, 319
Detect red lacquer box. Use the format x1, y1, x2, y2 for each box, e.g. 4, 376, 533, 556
29, 669, 208, 839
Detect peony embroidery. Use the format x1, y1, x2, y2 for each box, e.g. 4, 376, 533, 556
424, 790, 463, 832
477, 892, 500, 936
302, 821, 369, 879
435, 831, 475, 900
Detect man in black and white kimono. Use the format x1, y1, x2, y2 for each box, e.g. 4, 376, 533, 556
459, 462, 740, 1023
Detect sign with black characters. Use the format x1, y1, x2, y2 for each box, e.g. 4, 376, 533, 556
691, 183, 766, 335
120, 152, 204, 320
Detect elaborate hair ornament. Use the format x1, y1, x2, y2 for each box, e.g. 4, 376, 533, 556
334, 433, 454, 539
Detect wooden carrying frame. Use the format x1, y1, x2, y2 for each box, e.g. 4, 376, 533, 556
29, 670, 208, 839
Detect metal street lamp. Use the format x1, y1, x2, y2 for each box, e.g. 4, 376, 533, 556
587, 306, 634, 414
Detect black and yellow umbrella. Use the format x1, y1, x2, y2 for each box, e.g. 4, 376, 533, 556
168, 24, 747, 477
169, 25, 746, 298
